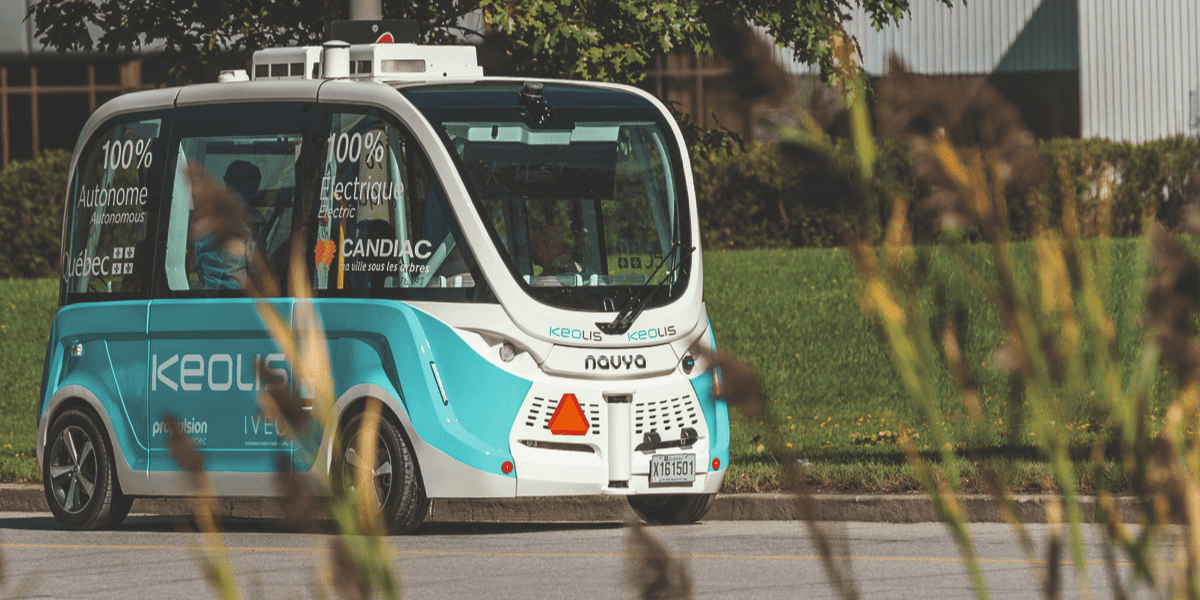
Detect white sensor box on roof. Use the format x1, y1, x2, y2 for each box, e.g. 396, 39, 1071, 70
252, 46, 324, 80
251, 43, 482, 83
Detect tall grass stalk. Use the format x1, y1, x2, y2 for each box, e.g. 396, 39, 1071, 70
762, 35, 1200, 597
163, 166, 400, 600
179, 157, 702, 600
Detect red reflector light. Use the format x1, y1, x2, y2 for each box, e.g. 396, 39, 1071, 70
502, 461, 514, 474
712, 458, 721, 470
547, 393, 590, 435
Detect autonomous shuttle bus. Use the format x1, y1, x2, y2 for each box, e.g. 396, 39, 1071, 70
38, 25, 728, 531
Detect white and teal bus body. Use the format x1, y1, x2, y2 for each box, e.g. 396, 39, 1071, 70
37, 38, 728, 531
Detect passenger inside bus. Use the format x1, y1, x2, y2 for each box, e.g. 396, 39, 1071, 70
194, 160, 259, 290
531, 221, 592, 282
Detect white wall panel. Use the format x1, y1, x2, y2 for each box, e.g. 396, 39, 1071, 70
764, 0, 1074, 76
847, 0, 1077, 75
1080, 0, 1200, 141
0, 1, 35, 55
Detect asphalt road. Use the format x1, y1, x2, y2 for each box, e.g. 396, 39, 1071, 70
0, 512, 1174, 599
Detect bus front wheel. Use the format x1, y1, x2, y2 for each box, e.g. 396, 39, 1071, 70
42, 407, 132, 530
628, 493, 715, 525
335, 411, 429, 534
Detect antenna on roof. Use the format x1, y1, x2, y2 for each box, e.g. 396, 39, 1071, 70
349, 0, 382, 19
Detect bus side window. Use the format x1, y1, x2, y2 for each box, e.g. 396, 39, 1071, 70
314, 107, 476, 294
163, 146, 260, 291
63, 114, 166, 301
161, 103, 308, 295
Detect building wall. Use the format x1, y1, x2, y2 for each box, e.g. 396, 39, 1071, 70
844, 0, 1078, 75
1079, 0, 1200, 142
0, 1, 38, 56
0, 1, 153, 166
648, 0, 1088, 141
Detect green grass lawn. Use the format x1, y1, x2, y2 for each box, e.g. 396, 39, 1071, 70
705, 241, 1168, 493
0, 241, 1170, 491
0, 278, 56, 482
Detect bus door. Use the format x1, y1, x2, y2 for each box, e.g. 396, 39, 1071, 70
148, 103, 312, 477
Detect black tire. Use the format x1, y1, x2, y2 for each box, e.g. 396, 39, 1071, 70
335, 411, 429, 534
628, 493, 715, 525
42, 407, 133, 530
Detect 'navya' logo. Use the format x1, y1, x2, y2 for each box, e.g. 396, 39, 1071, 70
549, 326, 602, 342
626, 326, 676, 342
584, 354, 647, 370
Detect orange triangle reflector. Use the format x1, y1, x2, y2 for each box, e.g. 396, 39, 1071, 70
547, 393, 589, 435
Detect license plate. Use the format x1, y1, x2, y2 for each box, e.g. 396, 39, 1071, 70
649, 454, 695, 484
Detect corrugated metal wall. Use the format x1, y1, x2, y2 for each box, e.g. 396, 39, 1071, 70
0, 1, 36, 55
845, 0, 1078, 75
717, 0, 1200, 142
1079, 0, 1200, 142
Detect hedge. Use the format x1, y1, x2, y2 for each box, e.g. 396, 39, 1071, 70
694, 137, 1200, 249
0, 150, 70, 278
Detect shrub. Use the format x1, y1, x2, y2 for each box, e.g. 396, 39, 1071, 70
693, 138, 928, 249
691, 136, 1200, 249
0, 150, 71, 278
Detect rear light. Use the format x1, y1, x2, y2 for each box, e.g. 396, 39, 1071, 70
712, 458, 721, 470
501, 461, 514, 474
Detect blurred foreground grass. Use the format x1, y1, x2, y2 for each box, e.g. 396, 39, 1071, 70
707, 242, 1170, 493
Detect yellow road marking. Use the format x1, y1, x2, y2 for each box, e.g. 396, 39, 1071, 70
0, 542, 1143, 567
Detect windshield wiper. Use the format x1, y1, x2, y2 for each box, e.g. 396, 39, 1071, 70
596, 241, 693, 335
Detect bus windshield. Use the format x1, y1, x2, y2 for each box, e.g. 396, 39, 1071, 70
401, 83, 692, 312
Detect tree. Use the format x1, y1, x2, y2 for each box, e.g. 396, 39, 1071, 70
29, 0, 952, 86
479, 0, 953, 85
28, 1, 476, 84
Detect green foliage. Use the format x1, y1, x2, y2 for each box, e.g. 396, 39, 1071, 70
29, 0, 477, 85
479, 0, 708, 84
695, 139, 928, 249
715, 0, 953, 89
29, 0, 934, 86
0, 150, 71, 279
694, 144, 804, 249
1038, 136, 1200, 237
671, 105, 745, 156
694, 136, 1200, 249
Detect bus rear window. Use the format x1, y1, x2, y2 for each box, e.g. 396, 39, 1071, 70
312, 108, 476, 295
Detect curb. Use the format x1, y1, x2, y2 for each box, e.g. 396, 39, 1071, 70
0, 484, 1140, 524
